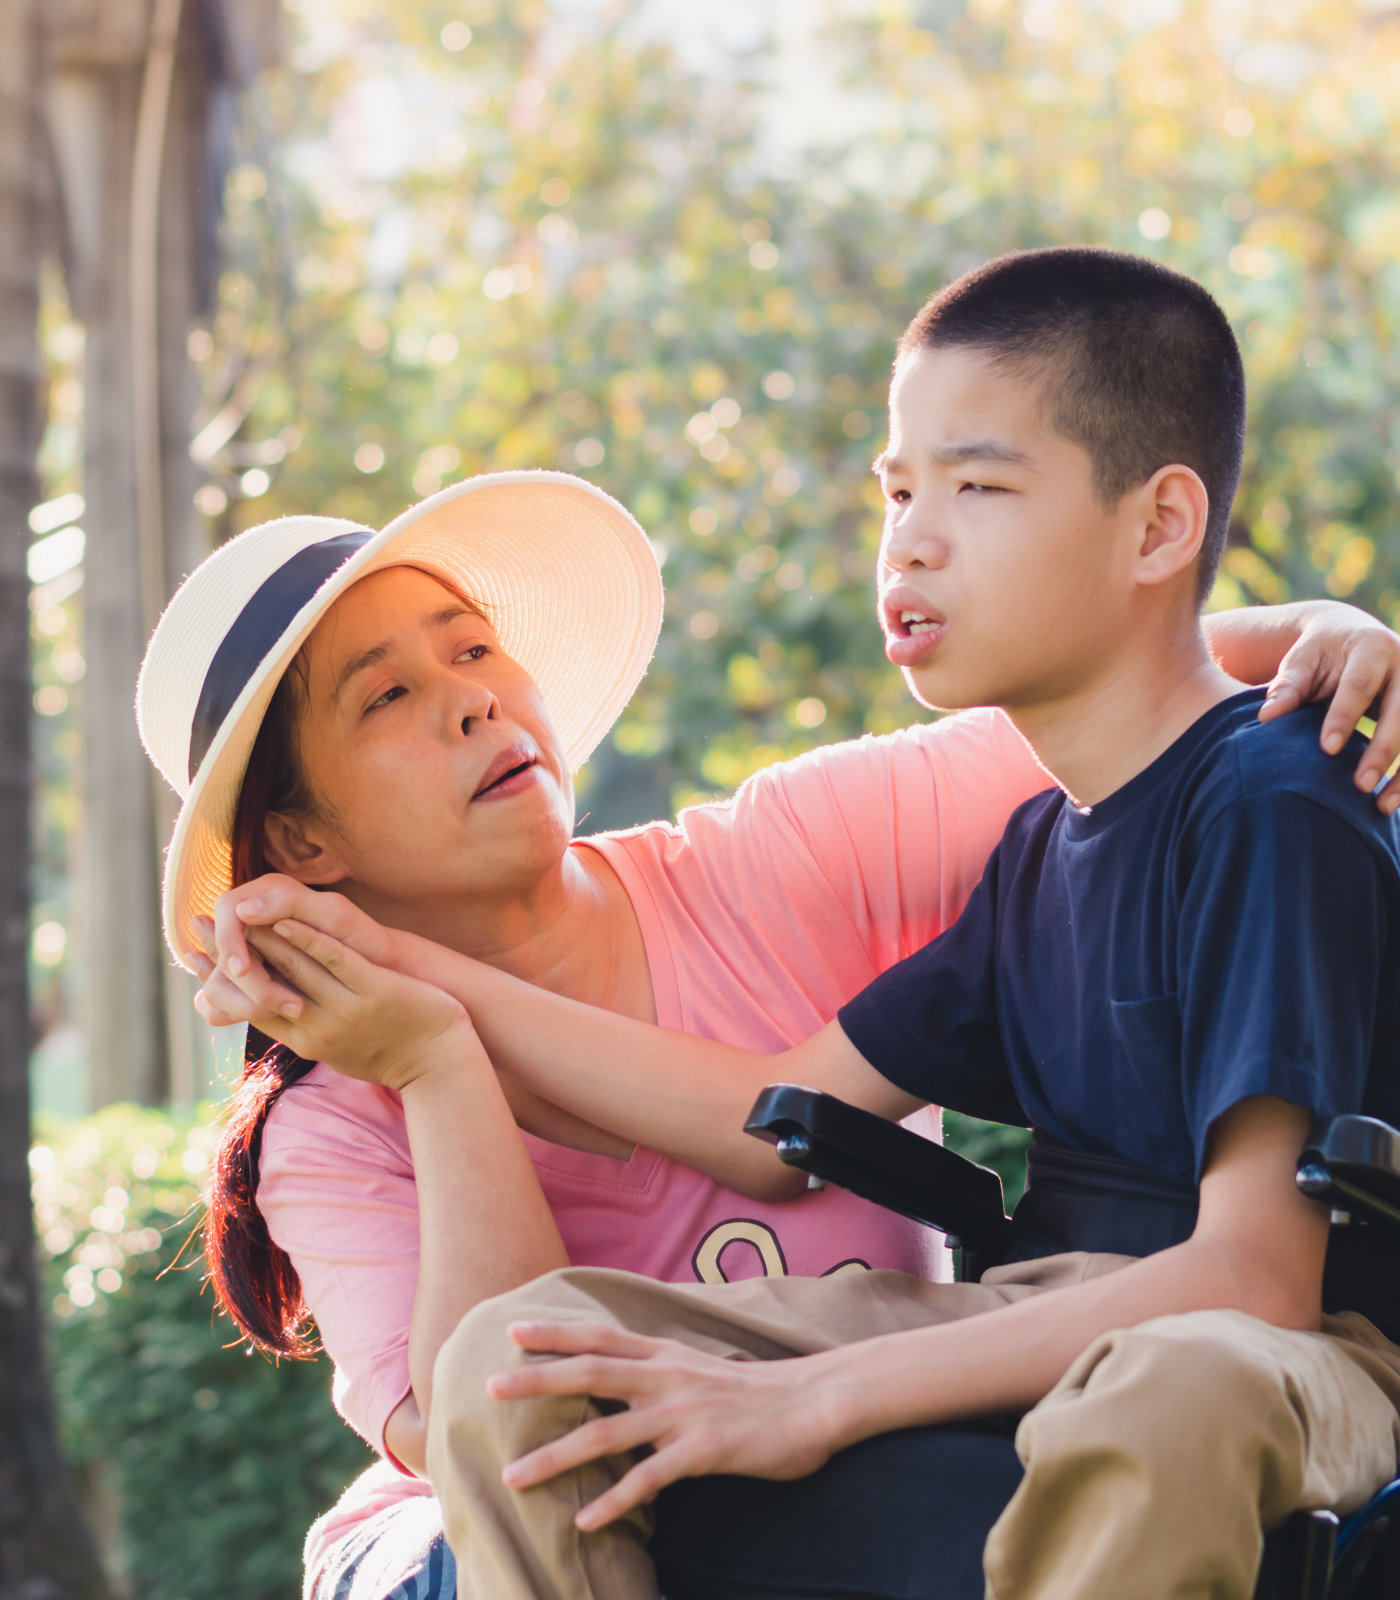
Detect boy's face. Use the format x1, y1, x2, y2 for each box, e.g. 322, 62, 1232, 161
876, 345, 1140, 714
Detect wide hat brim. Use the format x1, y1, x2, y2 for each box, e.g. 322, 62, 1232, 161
140, 471, 663, 968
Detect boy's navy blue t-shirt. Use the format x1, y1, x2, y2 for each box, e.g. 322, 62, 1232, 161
838, 688, 1400, 1184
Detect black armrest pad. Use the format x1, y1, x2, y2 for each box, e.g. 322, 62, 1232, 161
1297, 1115, 1400, 1234
744, 1084, 1011, 1250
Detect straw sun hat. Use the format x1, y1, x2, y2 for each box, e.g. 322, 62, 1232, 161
137, 470, 663, 968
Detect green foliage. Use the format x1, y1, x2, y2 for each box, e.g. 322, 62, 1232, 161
943, 1112, 1031, 1211
192, 0, 1400, 832
32, 1105, 372, 1600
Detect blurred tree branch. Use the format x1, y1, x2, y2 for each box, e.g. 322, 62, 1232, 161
0, 0, 110, 1593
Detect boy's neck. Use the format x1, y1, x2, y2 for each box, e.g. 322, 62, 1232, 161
1005, 623, 1244, 810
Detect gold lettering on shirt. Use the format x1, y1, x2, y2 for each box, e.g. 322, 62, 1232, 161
690, 1220, 872, 1284
692, 1219, 788, 1283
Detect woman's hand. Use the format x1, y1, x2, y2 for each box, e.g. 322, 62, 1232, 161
1255, 601, 1400, 809
188, 875, 400, 1027
489, 1321, 843, 1531
200, 915, 472, 1092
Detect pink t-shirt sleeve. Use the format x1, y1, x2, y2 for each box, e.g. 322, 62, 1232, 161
257, 1073, 417, 1456
737, 707, 1048, 971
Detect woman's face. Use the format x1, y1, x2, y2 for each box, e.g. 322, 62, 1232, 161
266, 565, 576, 913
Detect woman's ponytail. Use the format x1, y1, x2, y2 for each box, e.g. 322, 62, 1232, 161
202, 665, 322, 1356
204, 1031, 318, 1355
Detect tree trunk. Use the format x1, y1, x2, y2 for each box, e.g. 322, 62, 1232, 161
0, 0, 111, 1594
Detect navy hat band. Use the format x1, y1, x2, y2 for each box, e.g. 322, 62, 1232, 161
187, 529, 374, 783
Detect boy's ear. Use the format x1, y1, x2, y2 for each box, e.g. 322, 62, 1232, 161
262, 811, 350, 887
1131, 464, 1210, 589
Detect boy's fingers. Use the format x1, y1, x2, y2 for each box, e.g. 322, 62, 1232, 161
488, 1354, 650, 1406
237, 884, 373, 956
196, 965, 280, 1027
212, 894, 257, 978
194, 989, 243, 1030
506, 1321, 665, 1361
502, 1407, 660, 1492
244, 925, 352, 1013
269, 918, 376, 992
233, 876, 321, 927
216, 931, 308, 1018
574, 1447, 694, 1530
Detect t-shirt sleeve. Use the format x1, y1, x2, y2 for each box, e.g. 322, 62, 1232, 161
1178, 790, 1391, 1174
257, 1079, 417, 1465
836, 853, 1025, 1123
762, 708, 1050, 968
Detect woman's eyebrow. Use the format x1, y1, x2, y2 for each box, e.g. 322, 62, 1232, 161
331, 642, 391, 707
427, 604, 477, 628
329, 607, 484, 707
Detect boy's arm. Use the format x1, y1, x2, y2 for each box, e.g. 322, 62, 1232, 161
491, 1092, 1328, 1529
245, 907, 920, 1199
212, 853, 1007, 1200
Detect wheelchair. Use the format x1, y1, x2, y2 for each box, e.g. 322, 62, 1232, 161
743, 1087, 1400, 1600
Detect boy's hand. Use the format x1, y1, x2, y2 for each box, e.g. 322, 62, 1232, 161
490, 1323, 841, 1530
188, 876, 401, 1027
206, 915, 472, 1092
1258, 602, 1400, 810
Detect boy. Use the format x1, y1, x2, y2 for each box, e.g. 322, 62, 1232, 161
408, 248, 1400, 1600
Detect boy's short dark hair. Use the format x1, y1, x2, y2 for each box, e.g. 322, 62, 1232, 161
899, 247, 1246, 602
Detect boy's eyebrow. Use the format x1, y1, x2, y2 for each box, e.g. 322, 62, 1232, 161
872, 440, 1034, 475
330, 605, 479, 706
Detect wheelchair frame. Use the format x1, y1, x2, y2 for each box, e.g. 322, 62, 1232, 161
743, 1087, 1400, 1600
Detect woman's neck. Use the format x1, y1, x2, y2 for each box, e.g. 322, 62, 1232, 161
360, 845, 656, 1023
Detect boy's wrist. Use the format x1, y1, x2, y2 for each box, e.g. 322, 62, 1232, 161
378, 924, 419, 974
807, 1339, 938, 1455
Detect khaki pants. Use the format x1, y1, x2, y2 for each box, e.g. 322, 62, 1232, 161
424, 1261, 1400, 1600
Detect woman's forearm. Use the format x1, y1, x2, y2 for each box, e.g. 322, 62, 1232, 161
401, 1032, 568, 1426
1202, 600, 1312, 685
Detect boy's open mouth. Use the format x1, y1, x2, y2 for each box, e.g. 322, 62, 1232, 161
881, 592, 947, 667
891, 609, 944, 638
473, 747, 541, 800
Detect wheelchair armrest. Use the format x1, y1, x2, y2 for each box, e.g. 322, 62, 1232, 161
1296, 1114, 1400, 1236
744, 1084, 1012, 1254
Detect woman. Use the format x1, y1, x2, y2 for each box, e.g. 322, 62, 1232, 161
146, 470, 1400, 1599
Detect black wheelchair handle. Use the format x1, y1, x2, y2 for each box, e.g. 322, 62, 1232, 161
1297, 1113, 1400, 1236
744, 1084, 1011, 1252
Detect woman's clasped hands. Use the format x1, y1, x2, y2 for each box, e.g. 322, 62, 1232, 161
187, 876, 471, 1093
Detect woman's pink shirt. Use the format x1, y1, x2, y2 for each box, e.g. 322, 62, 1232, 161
257, 709, 1047, 1508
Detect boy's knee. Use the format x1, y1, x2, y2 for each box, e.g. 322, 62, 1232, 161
1024, 1309, 1306, 1475
1130, 1309, 1303, 1398
1078, 1311, 1292, 1410
428, 1267, 635, 1462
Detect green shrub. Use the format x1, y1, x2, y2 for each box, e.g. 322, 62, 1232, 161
31, 1105, 373, 1600
943, 1113, 1032, 1210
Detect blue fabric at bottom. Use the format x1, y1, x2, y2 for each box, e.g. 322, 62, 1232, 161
308, 1424, 1020, 1600
650, 1424, 1024, 1600
310, 1492, 456, 1600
